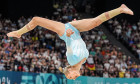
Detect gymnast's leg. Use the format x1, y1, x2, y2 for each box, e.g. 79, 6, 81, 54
69, 4, 133, 32
7, 17, 65, 38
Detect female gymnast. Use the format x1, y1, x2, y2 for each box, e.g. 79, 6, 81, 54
7, 4, 133, 80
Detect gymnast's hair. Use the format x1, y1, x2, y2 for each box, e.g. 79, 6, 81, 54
59, 65, 71, 74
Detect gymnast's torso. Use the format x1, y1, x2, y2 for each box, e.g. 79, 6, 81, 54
59, 23, 89, 66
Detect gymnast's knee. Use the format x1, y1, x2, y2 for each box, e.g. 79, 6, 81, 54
32, 16, 40, 23
92, 18, 102, 27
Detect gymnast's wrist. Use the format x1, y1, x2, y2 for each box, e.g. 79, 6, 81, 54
66, 33, 71, 37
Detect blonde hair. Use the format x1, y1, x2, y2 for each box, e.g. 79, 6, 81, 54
59, 65, 80, 80
59, 65, 71, 74
64, 65, 71, 74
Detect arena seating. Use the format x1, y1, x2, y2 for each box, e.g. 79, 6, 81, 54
0, 0, 140, 78
107, 19, 140, 60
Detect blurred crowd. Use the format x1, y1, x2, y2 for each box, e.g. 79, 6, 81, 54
81, 29, 140, 78
107, 19, 140, 60
0, 0, 140, 78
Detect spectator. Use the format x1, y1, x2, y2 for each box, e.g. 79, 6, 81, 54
0, 1, 139, 78
125, 71, 130, 78
107, 19, 140, 60
89, 48, 96, 57
87, 55, 94, 64
103, 71, 109, 78
0, 62, 4, 70
104, 61, 110, 70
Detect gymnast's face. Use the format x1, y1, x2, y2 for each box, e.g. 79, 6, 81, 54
65, 68, 80, 80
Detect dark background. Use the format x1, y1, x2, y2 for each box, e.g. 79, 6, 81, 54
0, 0, 140, 23
92, 0, 140, 23
0, 0, 54, 20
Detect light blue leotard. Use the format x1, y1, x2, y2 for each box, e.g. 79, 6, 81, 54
59, 23, 89, 66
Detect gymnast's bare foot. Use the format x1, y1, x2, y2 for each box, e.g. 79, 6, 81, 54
7, 31, 21, 38
120, 4, 134, 15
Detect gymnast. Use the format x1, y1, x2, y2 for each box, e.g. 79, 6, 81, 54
7, 4, 133, 80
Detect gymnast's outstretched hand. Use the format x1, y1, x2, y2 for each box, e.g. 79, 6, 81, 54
66, 29, 74, 37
